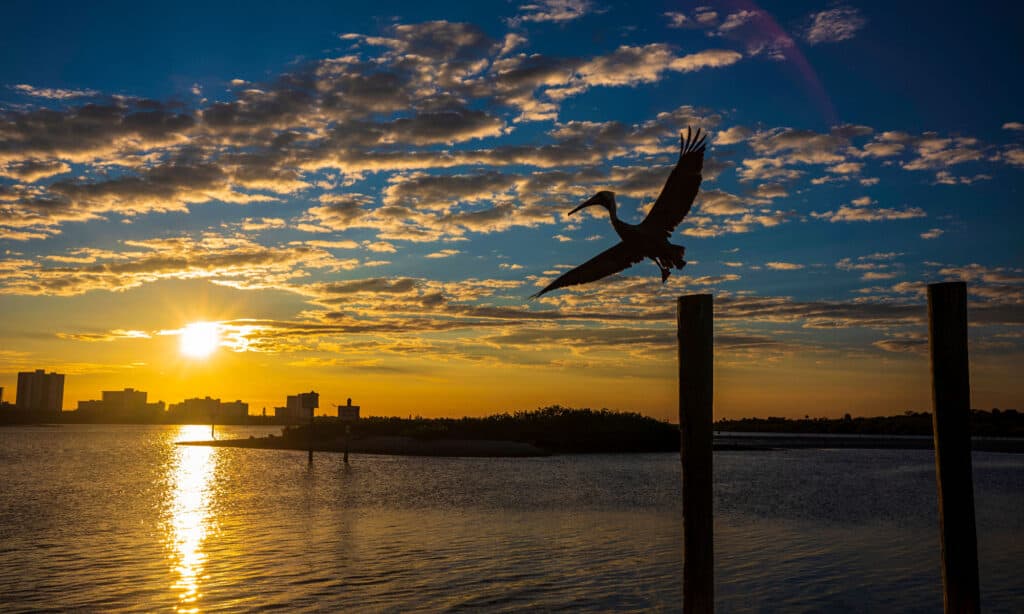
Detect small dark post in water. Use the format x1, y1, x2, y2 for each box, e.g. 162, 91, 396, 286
297, 391, 320, 464
308, 407, 314, 464
927, 281, 980, 613
677, 294, 714, 613
343, 424, 351, 464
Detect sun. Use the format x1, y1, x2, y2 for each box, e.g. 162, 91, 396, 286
179, 322, 220, 358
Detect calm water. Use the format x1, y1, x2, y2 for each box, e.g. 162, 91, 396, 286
0, 425, 1021, 613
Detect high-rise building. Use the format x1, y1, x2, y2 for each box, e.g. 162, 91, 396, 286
16, 370, 64, 412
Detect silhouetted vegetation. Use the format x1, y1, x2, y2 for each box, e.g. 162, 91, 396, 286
286, 406, 679, 453
713, 409, 1024, 438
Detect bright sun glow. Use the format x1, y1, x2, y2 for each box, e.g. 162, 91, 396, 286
179, 322, 220, 358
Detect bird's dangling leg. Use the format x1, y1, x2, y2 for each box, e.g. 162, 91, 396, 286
650, 257, 672, 283
669, 244, 687, 269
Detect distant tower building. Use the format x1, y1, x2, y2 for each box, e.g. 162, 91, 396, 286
77, 388, 164, 419
16, 369, 65, 412
221, 400, 249, 421
338, 398, 361, 421
167, 396, 246, 423
300, 391, 319, 413
102, 388, 148, 413
277, 391, 318, 423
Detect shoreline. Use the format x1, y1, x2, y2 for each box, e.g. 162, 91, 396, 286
178, 435, 552, 457
177, 432, 1024, 456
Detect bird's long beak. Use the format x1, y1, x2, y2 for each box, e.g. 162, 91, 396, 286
568, 195, 601, 216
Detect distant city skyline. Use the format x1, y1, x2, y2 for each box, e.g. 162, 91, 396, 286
4, 371, 346, 418
1, 1, 1022, 420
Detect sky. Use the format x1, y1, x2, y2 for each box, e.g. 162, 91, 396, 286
0, 0, 1021, 420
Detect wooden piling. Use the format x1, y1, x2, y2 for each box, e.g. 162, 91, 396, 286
927, 281, 980, 613
343, 424, 351, 464
677, 294, 714, 613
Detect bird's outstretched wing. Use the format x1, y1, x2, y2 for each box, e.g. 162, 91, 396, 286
640, 127, 706, 237
531, 242, 644, 298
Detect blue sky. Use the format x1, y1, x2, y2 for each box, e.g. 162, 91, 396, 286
0, 1, 1021, 418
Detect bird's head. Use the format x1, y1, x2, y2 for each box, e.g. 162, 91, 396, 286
569, 190, 616, 216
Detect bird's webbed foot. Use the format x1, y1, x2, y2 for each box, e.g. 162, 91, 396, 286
660, 267, 671, 283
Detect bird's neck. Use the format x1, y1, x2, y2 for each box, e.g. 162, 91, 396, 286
604, 202, 619, 222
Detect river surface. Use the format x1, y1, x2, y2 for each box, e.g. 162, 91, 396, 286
0, 424, 1021, 612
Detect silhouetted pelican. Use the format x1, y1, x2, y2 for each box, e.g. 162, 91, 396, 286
532, 127, 707, 298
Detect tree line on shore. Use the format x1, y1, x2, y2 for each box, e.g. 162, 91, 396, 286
713, 409, 1023, 438
289, 406, 680, 453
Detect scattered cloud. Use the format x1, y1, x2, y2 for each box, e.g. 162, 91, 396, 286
861, 271, 897, 281
11, 84, 100, 99
425, 249, 461, 259
0, 233, 358, 296
765, 261, 805, 271
933, 171, 991, 185
664, 12, 688, 28
999, 147, 1024, 167
698, 189, 748, 215
512, 0, 593, 24
873, 332, 927, 354
718, 10, 760, 33
240, 217, 287, 231
56, 329, 152, 342
901, 134, 983, 170
812, 198, 926, 223
827, 162, 863, 174
0, 159, 71, 182
804, 7, 867, 45
695, 8, 718, 26
715, 125, 752, 145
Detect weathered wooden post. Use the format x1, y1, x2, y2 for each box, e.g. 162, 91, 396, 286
339, 398, 359, 465
927, 281, 980, 613
298, 391, 319, 464
677, 294, 714, 613
308, 406, 314, 464
343, 424, 351, 464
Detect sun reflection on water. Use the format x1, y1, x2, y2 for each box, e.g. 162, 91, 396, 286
166, 425, 217, 612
